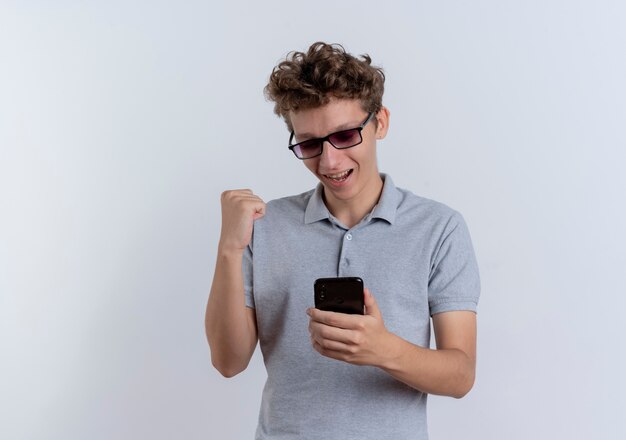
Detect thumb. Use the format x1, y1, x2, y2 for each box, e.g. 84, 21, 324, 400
253, 206, 265, 220
252, 200, 266, 220
364, 288, 382, 319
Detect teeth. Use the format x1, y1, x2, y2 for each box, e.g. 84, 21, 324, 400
326, 170, 351, 180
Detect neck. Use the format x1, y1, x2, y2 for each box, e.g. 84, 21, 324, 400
324, 174, 384, 229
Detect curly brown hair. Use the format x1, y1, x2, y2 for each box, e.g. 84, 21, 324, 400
264, 42, 385, 131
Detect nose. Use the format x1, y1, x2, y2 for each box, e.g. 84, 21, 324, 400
318, 140, 342, 168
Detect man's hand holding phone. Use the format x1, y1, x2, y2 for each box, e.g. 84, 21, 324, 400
308, 284, 395, 368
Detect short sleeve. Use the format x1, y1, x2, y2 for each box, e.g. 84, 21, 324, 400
428, 212, 481, 315
242, 244, 255, 309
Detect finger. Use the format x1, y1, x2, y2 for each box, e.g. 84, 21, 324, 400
231, 195, 265, 206
309, 320, 356, 345
312, 337, 352, 354
221, 189, 252, 201
232, 188, 253, 195
308, 308, 362, 329
222, 189, 264, 204
227, 194, 266, 218
237, 193, 263, 201
364, 288, 381, 319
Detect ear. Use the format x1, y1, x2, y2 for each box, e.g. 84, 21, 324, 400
374, 106, 390, 140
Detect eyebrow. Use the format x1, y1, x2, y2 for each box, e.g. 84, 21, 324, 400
295, 120, 360, 141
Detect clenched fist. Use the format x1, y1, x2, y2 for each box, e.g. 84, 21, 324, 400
218, 189, 266, 254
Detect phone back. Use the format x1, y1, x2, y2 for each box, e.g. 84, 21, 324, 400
314, 277, 364, 315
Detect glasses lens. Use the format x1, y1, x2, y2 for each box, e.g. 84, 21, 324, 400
293, 139, 322, 159
328, 129, 361, 148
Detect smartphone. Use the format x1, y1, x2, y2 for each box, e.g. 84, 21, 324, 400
314, 277, 364, 315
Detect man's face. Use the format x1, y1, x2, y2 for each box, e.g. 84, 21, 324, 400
289, 99, 388, 207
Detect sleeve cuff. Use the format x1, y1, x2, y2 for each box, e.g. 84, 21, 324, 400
430, 299, 478, 316
244, 290, 255, 309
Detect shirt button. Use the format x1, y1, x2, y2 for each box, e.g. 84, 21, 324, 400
346, 233, 353, 241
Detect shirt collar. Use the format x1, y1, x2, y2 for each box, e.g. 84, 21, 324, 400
304, 173, 400, 225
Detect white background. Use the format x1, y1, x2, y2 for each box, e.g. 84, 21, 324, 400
1, 1, 625, 439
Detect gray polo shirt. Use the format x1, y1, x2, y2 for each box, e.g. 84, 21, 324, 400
243, 174, 480, 440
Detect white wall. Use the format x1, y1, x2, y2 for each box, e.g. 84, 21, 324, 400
1, 1, 625, 439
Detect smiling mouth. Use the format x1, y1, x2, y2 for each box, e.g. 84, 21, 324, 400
323, 169, 353, 182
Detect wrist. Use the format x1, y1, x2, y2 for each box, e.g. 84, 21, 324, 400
216, 243, 246, 259
377, 333, 421, 373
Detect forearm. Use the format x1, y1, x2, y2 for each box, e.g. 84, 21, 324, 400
378, 334, 475, 398
205, 248, 257, 377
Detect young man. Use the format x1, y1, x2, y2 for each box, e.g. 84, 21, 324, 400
205, 42, 480, 439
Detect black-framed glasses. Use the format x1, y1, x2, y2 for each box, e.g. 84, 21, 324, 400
288, 112, 375, 160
